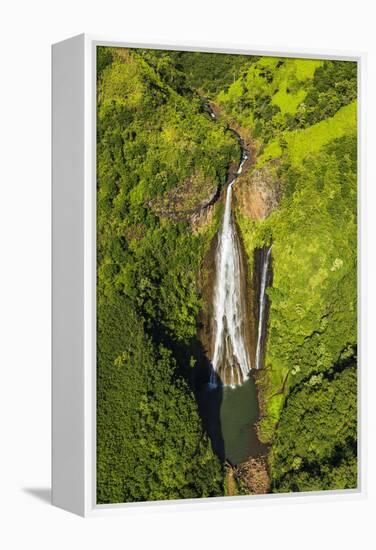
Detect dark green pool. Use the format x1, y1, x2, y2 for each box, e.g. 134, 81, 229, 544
196, 374, 266, 465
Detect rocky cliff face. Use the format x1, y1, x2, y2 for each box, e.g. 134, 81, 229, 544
235, 456, 270, 494
149, 172, 220, 224
234, 160, 282, 221
149, 158, 244, 234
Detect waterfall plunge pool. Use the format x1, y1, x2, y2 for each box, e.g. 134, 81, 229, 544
196, 373, 267, 466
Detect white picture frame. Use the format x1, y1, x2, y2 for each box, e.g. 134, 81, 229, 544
52, 33, 366, 517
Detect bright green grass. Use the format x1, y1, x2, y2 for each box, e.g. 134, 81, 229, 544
258, 100, 357, 166
257, 366, 289, 444
272, 83, 307, 115
271, 59, 322, 115
286, 101, 357, 165
293, 58, 323, 81
257, 140, 282, 165
257, 56, 282, 68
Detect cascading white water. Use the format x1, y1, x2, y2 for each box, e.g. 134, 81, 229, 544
255, 246, 272, 370
210, 153, 250, 387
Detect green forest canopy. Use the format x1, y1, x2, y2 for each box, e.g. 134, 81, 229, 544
97, 47, 358, 501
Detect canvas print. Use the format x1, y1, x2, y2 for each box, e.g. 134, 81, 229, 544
96, 46, 357, 504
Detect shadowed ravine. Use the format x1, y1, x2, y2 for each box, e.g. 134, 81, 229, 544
196, 107, 272, 466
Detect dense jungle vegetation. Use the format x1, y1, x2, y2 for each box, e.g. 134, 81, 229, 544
96, 47, 239, 503
97, 47, 358, 502
216, 56, 357, 491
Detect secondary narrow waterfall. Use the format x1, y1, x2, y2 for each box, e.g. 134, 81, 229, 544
255, 246, 272, 370
210, 152, 250, 387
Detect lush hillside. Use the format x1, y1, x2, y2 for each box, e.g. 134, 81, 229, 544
96, 47, 240, 503
217, 56, 357, 491
97, 48, 358, 500
97, 296, 224, 502
159, 50, 254, 96
217, 57, 356, 145
270, 361, 357, 492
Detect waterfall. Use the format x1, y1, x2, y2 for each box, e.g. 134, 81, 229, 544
210, 152, 250, 387
255, 246, 272, 370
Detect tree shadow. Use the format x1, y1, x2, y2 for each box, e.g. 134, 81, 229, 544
190, 338, 225, 462
196, 378, 225, 461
